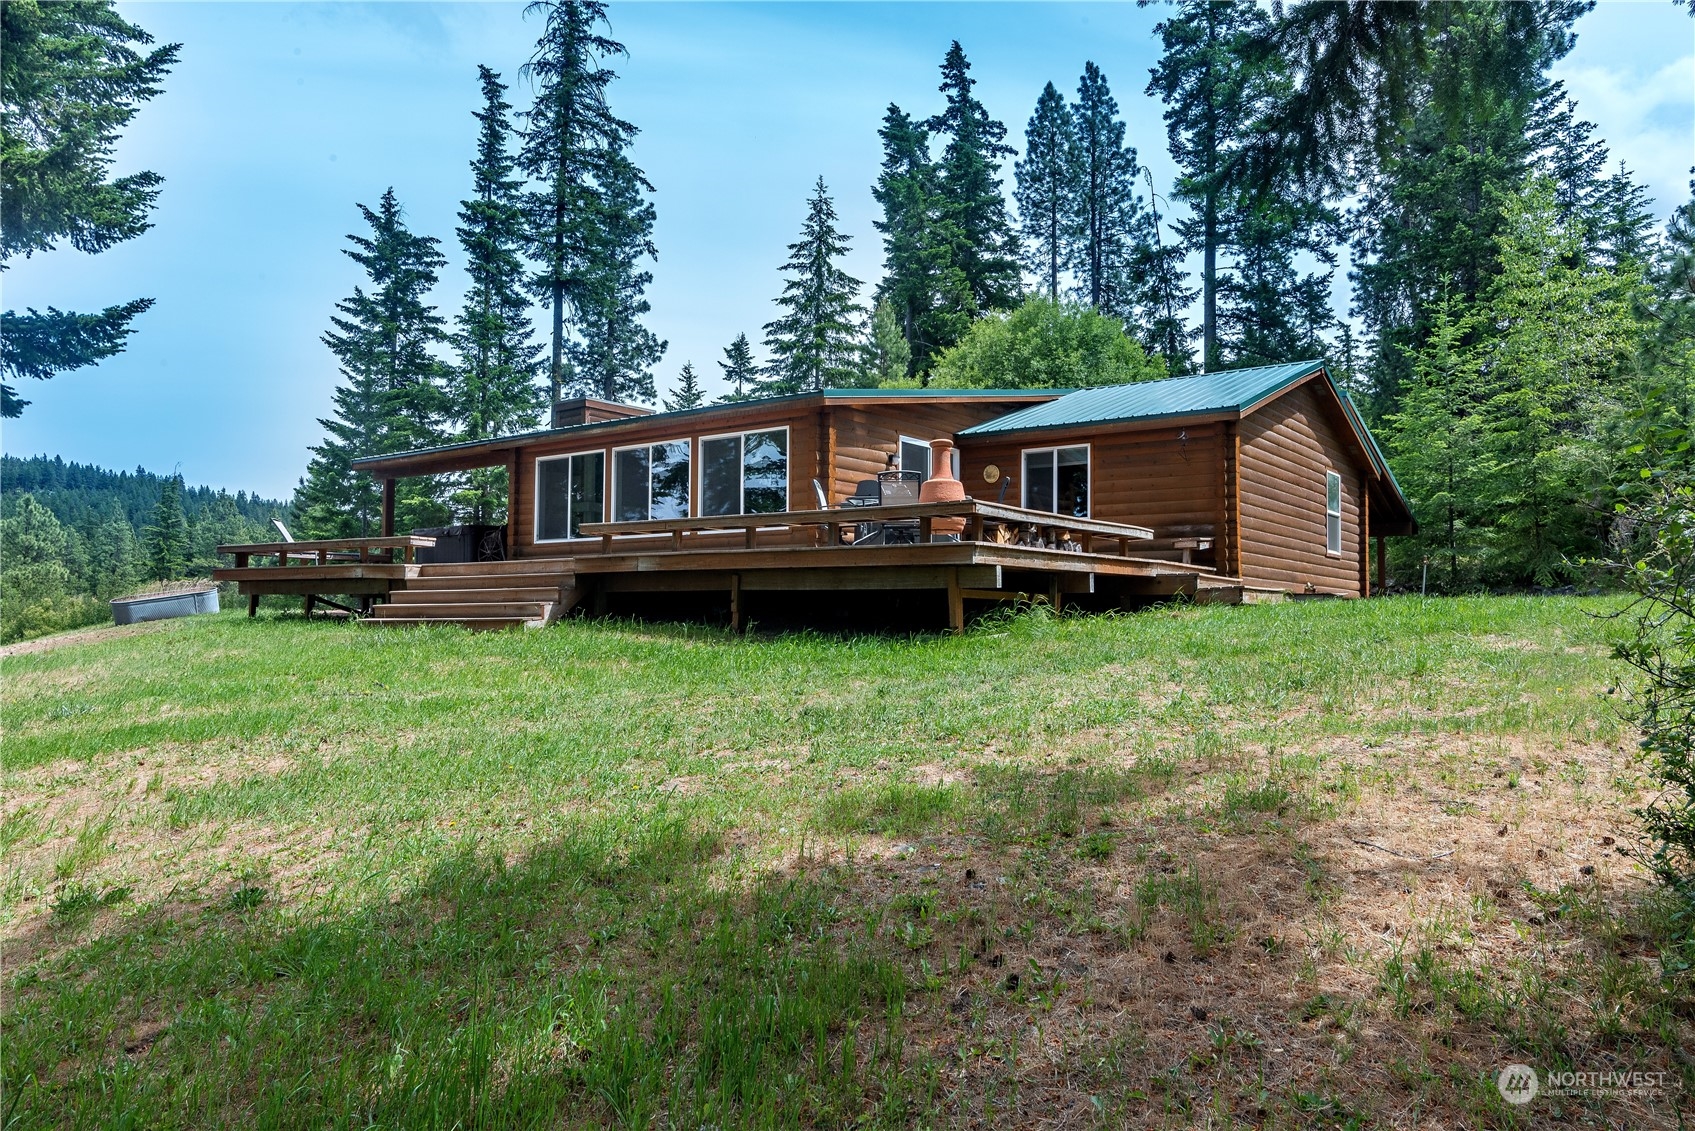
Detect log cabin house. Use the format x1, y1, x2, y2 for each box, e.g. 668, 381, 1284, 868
217, 359, 1414, 630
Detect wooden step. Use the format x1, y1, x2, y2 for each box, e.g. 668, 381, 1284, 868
369, 601, 554, 620
403, 572, 573, 591
416, 558, 573, 577
360, 615, 547, 631
388, 586, 563, 604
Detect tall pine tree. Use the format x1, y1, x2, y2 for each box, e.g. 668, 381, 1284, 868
520, 0, 660, 406
761, 178, 865, 395
1014, 82, 1079, 302
929, 42, 1022, 318
566, 140, 665, 402
450, 66, 544, 523
1147, 1, 1274, 371
1, 0, 178, 416
297, 190, 448, 537
872, 105, 967, 379
145, 474, 188, 580
1066, 64, 1148, 324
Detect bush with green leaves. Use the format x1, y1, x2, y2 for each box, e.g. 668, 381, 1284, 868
926, 296, 1165, 390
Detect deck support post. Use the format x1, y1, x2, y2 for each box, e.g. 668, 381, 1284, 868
1047, 575, 1061, 613
730, 573, 743, 634
946, 568, 964, 634
1376, 535, 1387, 594
248, 593, 260, 618
381, 479, 396, 537
303, 594, 316, 618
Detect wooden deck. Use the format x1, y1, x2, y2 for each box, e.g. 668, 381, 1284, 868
217, 503, 1245, 631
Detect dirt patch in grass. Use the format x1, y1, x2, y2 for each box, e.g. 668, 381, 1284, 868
0, 619, 178, 658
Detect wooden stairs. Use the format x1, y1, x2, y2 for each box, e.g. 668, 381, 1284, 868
362, 558, 579, 630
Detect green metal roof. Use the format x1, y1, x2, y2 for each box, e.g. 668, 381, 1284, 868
958, 360, 1327, 436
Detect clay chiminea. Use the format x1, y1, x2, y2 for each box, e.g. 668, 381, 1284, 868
919, 437, 967, 536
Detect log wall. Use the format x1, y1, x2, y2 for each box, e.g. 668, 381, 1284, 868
1236, 381, 1364, 595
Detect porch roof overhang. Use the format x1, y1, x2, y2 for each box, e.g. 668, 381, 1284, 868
349, 387, 1065, 480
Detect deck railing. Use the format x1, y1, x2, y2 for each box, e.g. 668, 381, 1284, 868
577, 499, 1155, 556
216, 535, 437, 568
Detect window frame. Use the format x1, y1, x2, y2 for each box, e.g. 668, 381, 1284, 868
698, 425, 791, 516
898, 435, 960, 481
532, 449, 607, 544
612, 439, 693, 522
1020, 443, 1091, 518
1325, 470, 1343, 557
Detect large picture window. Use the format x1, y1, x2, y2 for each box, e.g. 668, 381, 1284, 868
701, 428, 789, 516
614, 441, 691, 521
534, 451, 605, 542
1022, 445, 1090, 517
1325, 470, 1342, 556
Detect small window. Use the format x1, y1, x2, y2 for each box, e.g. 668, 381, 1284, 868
534, 451, 605, 542
614, 441, 691, 521
1325, 470, 1343, 556
899, 436, 931, 478
900, 435, 959, 480
701, 428, 789, 516
1022, 445, 1090, 517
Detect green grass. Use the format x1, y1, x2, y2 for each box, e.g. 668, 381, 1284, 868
3, 596, 1687, 1128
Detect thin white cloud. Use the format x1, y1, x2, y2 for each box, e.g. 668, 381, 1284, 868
1551, 52, 1695, 214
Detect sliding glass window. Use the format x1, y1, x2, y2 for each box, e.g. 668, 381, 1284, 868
1022, 445, 1090, 517
534, 451, 606, 542
700, 428, 789, 516
613, 441, 691, 521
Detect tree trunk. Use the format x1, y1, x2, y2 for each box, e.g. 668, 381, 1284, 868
1202, 191, 1217, 371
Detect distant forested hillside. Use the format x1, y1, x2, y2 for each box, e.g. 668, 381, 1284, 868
1, 455, 289, 642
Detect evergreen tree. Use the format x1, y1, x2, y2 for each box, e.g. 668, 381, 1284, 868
664, 361, 704, 411
0, 0, 179, 416
1217, 192, 1338, 367
1147, 1, 1275, 371
0, 494, 75, 642
297, 190, 449, 537
761, 177, 865, 395
1068, 63, 1147, 323
864, 298, 913, 386
717, 332, 758, 400
872, 104, 967, 379
1014, 82, 1079, 302
566, 141, 665, 403
928, 42, 1022, 318
520, 0, 658, 404
145, 474, 189, 580
450, 66, 545, 523
86, 499, 145, 599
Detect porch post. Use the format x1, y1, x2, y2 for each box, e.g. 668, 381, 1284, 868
1376, 535, 1388, 595
381, 478, 396, 537
506, 448, 520, 555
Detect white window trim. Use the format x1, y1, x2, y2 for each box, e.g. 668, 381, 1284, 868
1020, 443, 1092, 518
612, 439, 694, 521
533, 450, 605, 544
898, 435, 931, 478
1325, 470, 1343, 557
699, 426, 790, 516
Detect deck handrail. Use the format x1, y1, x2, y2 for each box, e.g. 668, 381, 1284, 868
218, 535, 437, 567
578, 498, 1154, 555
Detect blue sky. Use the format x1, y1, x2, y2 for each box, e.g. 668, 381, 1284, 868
5, 1, 1692, 500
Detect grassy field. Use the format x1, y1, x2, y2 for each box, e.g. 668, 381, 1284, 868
2, 597, 1690, 1128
